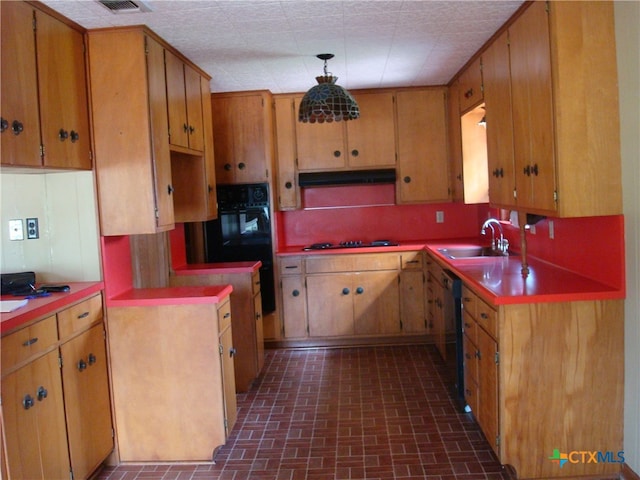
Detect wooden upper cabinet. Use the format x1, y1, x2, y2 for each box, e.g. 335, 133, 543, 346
294, 95, 346, 171
482, 29, 515, 209
88, 29, 174, 235
273, 96, 300, 210
1, 1, 42, 166
509, 1, 557, 214
447, 80, 464, 202
212, 91, 273, 184
458, 56, 483, 113
294, 91, 396, 172
345, 91, 396, 169
396, 88, 449, 204
200, 76, 218, 219
166, 51, 205, 152
1, 1, 91, 169
492, 1, 621, 217
36, 9, 91, 169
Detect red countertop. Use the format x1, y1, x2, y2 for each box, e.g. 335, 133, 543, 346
425, 241, 624, 305
277, 240, 624, 305
1, 281, 104, 335
172, 261, 262, 276
107, 284, 233, 307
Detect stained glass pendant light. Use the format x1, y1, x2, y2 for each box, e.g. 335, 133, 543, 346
298, 54, 360, 123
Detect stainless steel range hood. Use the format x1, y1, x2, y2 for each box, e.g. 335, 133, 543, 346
298, 169, 396, 187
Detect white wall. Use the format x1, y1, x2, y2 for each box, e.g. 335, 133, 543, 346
0, 171, 101, 282
616, 0, 640, 475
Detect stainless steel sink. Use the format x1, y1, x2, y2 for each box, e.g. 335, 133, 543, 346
437, 246, 510, 259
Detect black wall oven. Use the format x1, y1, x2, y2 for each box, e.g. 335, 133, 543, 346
203, 183, 275, 313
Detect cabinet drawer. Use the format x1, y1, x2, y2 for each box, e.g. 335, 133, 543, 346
251, 271, 261, 296
306, 253, 399, 274
401, 251, 424, 270
476, 297, 498, 339
218, 298, 232, 332
461, 285, 477, 319
2, 315, 58, 373
58, 294, 104, 339
280, 257, 303, 275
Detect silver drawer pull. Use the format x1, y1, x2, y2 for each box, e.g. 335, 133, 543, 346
22, 337, 38, 347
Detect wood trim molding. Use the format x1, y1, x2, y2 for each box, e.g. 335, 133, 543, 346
622, 463, 640, 480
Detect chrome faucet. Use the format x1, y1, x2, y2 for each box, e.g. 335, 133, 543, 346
481, 218, 509, 255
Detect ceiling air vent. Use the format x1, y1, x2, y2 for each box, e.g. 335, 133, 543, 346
97, 0, 152, 14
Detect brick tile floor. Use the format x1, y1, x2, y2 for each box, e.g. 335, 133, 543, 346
95, 345, 509, 480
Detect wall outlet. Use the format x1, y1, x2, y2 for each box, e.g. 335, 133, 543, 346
26, 218, 39, 239
436, 211, 445, 223
9, 219, 24, 241
548, 220, 555, 239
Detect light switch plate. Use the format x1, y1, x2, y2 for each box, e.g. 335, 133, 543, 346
9, 219, 24, 241
436, 211, 445, 223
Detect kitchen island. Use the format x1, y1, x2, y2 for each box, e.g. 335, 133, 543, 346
106, 283, 237, 462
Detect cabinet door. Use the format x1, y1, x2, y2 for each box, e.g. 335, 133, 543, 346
281, 275, 308, 338
483, 29, 515, 208
400, 270, 427, 333
307, 274, 354, 337
274, 96, 299, 210
36, 10, 91, 169
60, 324, 113, 480
166, 50, 190, 149
184, 64, 204, 151
396, 89, 449, 203
0, 1, 41, 166
294, 96, 346, 171
509, 1, 557, 213
346, 92, 396, 168
477, 327, 499, 455
254, 293, 265, 374
447, 80, 464, 201
458, 56, 483, 113
2, 351, 70, 480
354, 270, 400, 335
147, 37, 175, 230
432, 274, 446, 359
213, 93, 271, 183
219, 323, 238, 437
200, 76, 218, 218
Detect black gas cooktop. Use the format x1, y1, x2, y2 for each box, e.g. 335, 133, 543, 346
302, 240, 399, 251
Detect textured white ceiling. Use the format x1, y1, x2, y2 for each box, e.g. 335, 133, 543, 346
41, 0, 524, 94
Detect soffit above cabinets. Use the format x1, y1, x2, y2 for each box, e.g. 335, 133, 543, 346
40, 0, 523, 94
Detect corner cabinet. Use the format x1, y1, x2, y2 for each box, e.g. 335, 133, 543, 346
1, 293, 113, 480
212, 91, 274, 184
1, 1, 91, 170
396, 88, 449, 204
88, 27, 215, 235
107, 297, 236, 461
483, 1, 622, 217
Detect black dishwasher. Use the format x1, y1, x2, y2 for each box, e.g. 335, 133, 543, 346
442, 269, 466, 412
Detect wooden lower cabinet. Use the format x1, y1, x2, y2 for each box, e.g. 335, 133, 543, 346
2, 351, 70, 480
1, 292, 112, 480
278, 252, 427, 342
60, 324, 113, 480
170, 270, 264, 393
461, 284, 624, 479
107, 300, 234, 461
